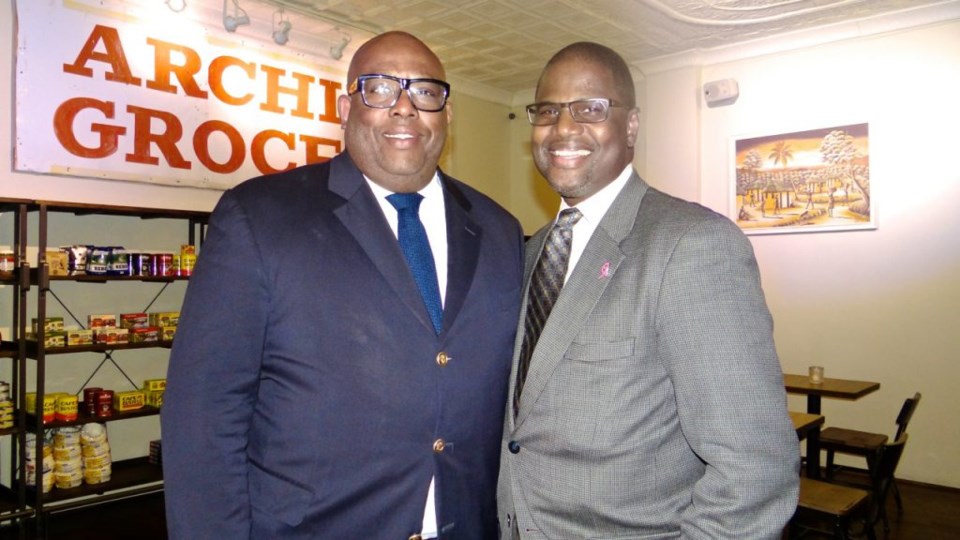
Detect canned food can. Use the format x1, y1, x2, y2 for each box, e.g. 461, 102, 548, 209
42, 395, 57, 424
95, 390, 113, 418
83, 387, 102, 416
150, 253, 174, 277
129, 253, 150, 276
55, 394, 79, 422
179, 253, 197, 276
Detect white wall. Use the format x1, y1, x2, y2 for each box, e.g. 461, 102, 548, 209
646, 19, 960, 488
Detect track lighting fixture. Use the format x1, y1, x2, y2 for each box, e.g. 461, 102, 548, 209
223, 0, 250, 33
330, 32, 352, 60
165, 0, 186, 12
272, 8, 292, 45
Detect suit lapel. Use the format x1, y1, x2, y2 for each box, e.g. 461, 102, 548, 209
329, 154, 437, 334
439, 173, 481, 336
514, 174, 648, 426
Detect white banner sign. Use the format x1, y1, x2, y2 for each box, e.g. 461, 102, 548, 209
15, 0, 348, 190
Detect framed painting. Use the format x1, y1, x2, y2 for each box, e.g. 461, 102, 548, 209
732, 123, 874, 235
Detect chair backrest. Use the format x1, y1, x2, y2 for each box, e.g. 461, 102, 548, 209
893, 392, 921, 439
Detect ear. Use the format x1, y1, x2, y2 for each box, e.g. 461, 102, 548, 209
337, 94, 352, 128
444, 98, 453, 125
625, 107, 640, 149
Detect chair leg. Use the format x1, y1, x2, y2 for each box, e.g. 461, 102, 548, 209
825, 449, 836, 480
892, 480, 904, 514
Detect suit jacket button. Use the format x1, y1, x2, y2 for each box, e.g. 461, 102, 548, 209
436, 351, 450, 367
433, 438, 446, 453
508, 440, 520, 454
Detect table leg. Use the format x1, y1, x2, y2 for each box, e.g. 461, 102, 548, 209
807, 394, 822, 415
806, 427, 821, 479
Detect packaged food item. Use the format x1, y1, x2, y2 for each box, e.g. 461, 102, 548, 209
148, 311, 179, 328
32, 317, 64, 333
85, 246, 111, 275
161, 326, 177, 341
142, 378, 166, 392
95, 390, 114, 418
119, 312, 149, 329
82, 387, 103, 416
144, 390, 164, 408
27, 332, 67, 348
108, 247, 129, 275
113, 390, 145, 412
66, 329, 94, 346
55, 394, 79, 421
0, 251, 14, 272
129, 326, 160, 343
88, 314, 117, 328
94, 327, 129, 344
45, 250, 69, 276
65, 245, 89, 275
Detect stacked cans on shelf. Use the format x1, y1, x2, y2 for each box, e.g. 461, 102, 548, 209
80, 423, 112, 485
25, 434, 55, 493
48, 424, 112, 489
0, 381, 13, 429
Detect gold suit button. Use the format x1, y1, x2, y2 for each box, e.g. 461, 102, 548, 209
433, 438, 445, 453
436, 351, 449, 367
409, 535, 423, 540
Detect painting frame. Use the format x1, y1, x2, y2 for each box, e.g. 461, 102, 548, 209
731, 122, 875, 235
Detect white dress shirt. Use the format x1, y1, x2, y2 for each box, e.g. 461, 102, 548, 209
367, 173, 446, 538
557, 164, 633, 282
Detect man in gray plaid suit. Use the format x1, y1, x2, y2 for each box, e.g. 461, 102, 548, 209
497, 42, 800, 539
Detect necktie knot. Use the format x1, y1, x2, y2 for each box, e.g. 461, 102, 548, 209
387, 192, 424, 213
556, 207, 583, 230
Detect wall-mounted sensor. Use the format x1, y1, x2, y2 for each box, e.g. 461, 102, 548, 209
703, 78, 739, 107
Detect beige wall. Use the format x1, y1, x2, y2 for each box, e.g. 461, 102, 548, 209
490, 16, 960, 489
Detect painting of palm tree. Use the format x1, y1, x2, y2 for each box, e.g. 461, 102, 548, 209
733, 123, 874, 234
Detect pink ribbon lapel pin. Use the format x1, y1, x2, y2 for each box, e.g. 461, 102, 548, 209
599, 261, 611, 279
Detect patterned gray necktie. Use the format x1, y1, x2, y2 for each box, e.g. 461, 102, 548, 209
513, 208, 583, 417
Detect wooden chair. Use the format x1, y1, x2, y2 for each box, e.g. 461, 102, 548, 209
820, 392, 920, 514
860, 434, 910, 537
791, 477, 875, 540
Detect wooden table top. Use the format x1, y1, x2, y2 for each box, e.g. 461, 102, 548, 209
784, 374, 880, 400
790, 411, 825, 440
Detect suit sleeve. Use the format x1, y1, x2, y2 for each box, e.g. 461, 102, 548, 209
656, 216, 800, 539
161, 191, 268, 539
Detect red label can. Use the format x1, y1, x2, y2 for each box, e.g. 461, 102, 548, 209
83, 387, 103, 416
95, 390, 114, 418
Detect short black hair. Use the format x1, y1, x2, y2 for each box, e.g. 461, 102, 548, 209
538, 42, 636, 108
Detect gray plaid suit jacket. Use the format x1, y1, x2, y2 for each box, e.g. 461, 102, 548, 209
498, 173, 799, 539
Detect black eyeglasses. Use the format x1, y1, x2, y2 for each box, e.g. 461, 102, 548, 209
525, 98, 624, 126
348, 74, 450, 112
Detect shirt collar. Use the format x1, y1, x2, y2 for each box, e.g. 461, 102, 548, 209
559, 164, 633, 224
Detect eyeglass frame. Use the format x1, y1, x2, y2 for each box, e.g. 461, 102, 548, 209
525, 98, 626, 126
347, 73, 451, 112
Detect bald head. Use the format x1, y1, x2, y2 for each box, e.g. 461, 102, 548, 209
347, 31, 445, 86
538, 42, 635, 108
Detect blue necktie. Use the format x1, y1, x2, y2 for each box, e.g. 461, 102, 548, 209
387, 193, 443, 335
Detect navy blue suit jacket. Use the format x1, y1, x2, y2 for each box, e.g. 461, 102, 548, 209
161, 152, 524, 539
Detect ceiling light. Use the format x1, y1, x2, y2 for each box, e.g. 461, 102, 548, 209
272, 8, 292, 45
165, 0, 186, 12
223, 0, 250, 33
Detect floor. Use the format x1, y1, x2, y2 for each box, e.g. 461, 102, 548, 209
788, 468, 960, 539
0, 472, 956, 539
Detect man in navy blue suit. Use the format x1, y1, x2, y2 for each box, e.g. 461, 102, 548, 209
162, 31, 523, 539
